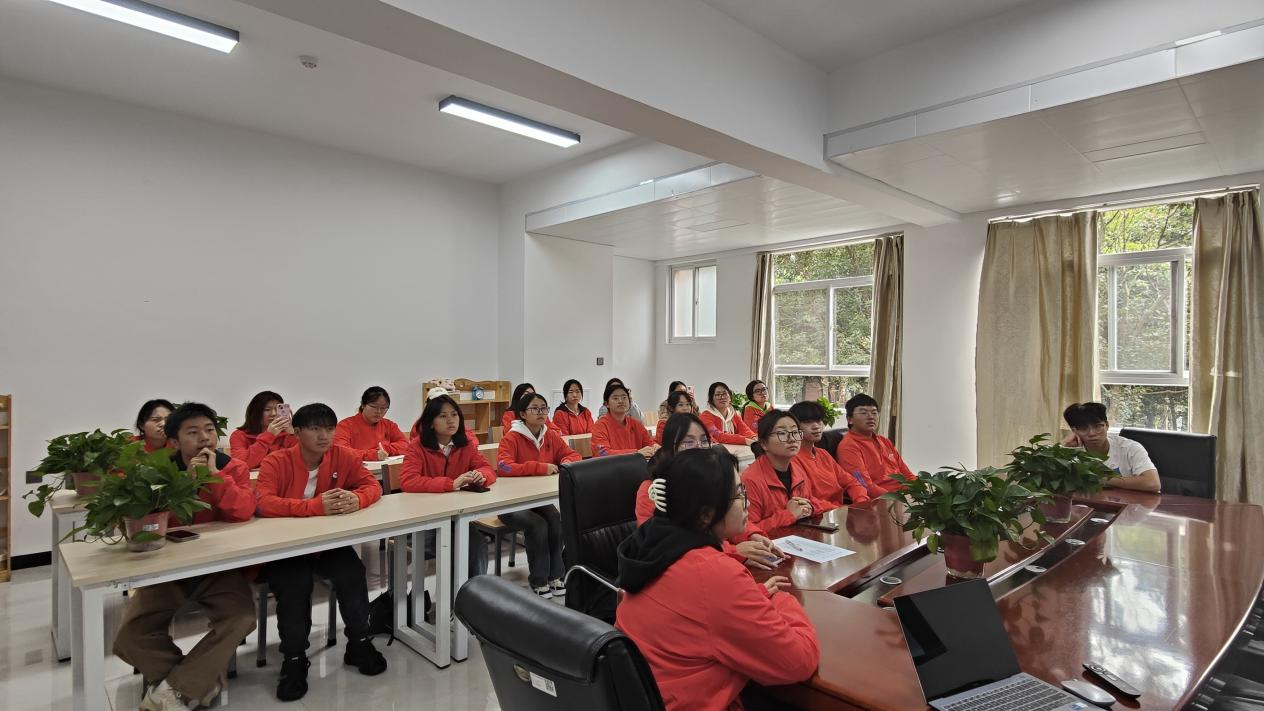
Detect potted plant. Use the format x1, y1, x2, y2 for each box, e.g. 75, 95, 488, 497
817, 397, 840, 427
1007, 434, 1116, 523
881, 466, 1050, 579
69, 444, 220, 552
24, 428, 135, 516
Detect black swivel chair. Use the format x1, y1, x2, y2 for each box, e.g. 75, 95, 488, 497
455, 575, 664, 711
819, 428, 846, 460
1119, 427, 1217, 499
559, 454, 646, 623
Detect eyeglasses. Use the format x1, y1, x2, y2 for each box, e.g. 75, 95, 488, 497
678, 436, 711, 450
608, 395, 630, 403
526, 406, 550, 414
713, 391, 731, 399
365, 404, 390, 414
852, 407, 879, 417
731, 484, 748, 509
772, 430, 803, 442
752, 387, 768, 395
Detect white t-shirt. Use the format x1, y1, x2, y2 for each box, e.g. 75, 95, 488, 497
303, 467, 320, 499
1105, 434, 1156, 477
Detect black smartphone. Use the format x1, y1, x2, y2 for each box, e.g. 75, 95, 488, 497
460, 484, 491, 493
799, 519, 839, 532
166, 529, 200, 542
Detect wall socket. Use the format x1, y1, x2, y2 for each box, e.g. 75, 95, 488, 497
596, 357, 604, 366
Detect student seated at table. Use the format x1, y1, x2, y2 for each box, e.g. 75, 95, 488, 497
598, 377, 646, 421
1061, 402, 1161, 493
743, 410, 835, 531
592, 381, 659, 458
132, 398, 175, 453
229, 390, 297, 469
657, 380, 689, 423
742, 380, 772, 431
401, 394, 497, 576
256, 403, 387, 701
552, 378, 594, 436
424, 386, 479, 442
655, 390, 698, 444
616, 447, 820, 711
699, 382, 757, 446
334, 386, 410, 462
834, 394, 914, 494
501, 382, 536, 434
788, 400, 870, 507
113, 402, 256, 711
497, 391, 578, 597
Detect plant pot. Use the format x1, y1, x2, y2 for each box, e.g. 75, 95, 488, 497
1040, 495, 1074, 524
123, 511, 170, 553
71, 472, 103, 497
941, 532, 988, 579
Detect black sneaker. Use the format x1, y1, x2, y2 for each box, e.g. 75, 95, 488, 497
276, 656, 310, 702
344, 637, 387, 676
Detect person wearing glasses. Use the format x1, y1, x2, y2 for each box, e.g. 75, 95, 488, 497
551, 379, 594, 436
334, 386, 410, 462
741, 380, 772, 430
592, 381, 659, 458
616, 447, 820, 711
230, 390, 297, 468
833, 393, 914, 494
743, 410, 836, 531
789, 400, 870, 507
1061, 402, 1160, 492
655, 390, 698, 444
699, 381, 758, 446
598, 377, 646, 422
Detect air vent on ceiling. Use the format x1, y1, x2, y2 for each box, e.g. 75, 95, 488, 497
693, 218, 747, 232
1085, 132, 1206, 163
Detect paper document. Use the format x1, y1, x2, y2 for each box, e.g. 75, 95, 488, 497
772, 535, 855, 564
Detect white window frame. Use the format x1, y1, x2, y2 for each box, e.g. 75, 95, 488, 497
771, 274, 874, 404
1098, 246, 1192, 387
667, 261, 718, 344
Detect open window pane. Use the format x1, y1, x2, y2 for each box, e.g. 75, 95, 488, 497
773, 375, 870, 412
696, 265, 717, 338
1097, 268, 1110, 369
773, 241, 875, 285
672, 268, 694, 338
774, 289, 828, 365
1100, 203, 1194, 254
1101, 384, 1190, 431
1116, 262, 1173, 371
833, 285, 873, 367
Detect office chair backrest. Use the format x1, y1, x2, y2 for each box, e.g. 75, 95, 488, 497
1118, 427, 1217, 499
820, 428, 846, 459
455, 575, 664, 711
559, 454, 646, 622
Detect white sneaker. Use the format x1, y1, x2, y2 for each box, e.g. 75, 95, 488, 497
139, 681, 192, 711
196, 681, 222, 709
548, 579, 566, 594
532, 585, 553, 598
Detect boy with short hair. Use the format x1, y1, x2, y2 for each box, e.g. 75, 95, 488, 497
834, 393, 915, 494
1061, 402, 1161, 493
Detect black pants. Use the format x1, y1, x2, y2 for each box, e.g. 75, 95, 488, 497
260, 546, 371, 657
499, 505, 564, 587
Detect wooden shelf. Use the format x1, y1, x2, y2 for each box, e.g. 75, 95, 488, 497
0, 425, 8, 430
455, 399, 509, 405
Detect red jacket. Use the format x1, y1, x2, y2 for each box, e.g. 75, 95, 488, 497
835, 431, 915, 494
654, 420, 666, 445
591, 413, 655, 457
229, 429, 297, 469
551, 404, 593, 436
795, 445, 871, 507
256, 445, 382, 517
699, 408, 755, 446
333, 414, 410, 461
496, 425, 580, 476
400, 435, 496, 493
500, 409, 517, 434
615, 547, 820, 711
180, 454, 254, 524
635, 480, 764, 545
741, 456, 836, 532
741, 403, 770, 432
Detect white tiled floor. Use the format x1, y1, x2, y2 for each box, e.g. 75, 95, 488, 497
0, 544, 547, 711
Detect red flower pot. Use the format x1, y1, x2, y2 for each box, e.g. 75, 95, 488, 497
71, 472, 102, 497
1040, 495, 1074, 524
123, 511, 170, 552
941, 532, 987, 579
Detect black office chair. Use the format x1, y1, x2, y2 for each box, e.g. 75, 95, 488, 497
820, 428, 846, 459
559, 454, 646, 622
455, 575, 664, 711
1118, 427, 1217, 499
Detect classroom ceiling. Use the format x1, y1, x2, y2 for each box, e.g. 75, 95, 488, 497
529, 176, 896, 261
831, 58, 1264, 213
0, 0, 635, 184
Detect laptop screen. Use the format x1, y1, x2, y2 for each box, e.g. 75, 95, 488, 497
894, 579, 1023, 701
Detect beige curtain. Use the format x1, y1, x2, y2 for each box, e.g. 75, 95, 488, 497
870, 234, 903, 445
976, 213, 1098, 468
1190, 191, 1264, 503
750, 252, 775, 383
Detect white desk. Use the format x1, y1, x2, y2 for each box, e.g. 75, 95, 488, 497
50, 489, 90, 661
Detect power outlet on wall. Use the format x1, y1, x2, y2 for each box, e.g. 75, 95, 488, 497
596, 357, 605, 366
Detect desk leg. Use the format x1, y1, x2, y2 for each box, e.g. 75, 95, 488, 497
453, 515, 472, 662
71, 585, 106, 711
51, 509, 80, 662
389, 522, 450, 669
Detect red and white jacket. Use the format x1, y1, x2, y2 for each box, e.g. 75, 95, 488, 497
741, 455, 837, 532
229, 429, 298, 469
699, 407, 755, 446
333, 414, 410, 462
400, 434, 496, 493
256, 445, 382, 517
496, 421, 581, 476
551, 404, 594, 436
591, 413, 655, 457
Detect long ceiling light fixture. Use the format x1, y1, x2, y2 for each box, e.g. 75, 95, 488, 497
438, 96, 580, 148
45, 0, 239, 53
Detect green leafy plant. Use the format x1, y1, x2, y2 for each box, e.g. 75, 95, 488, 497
880, 465, 1051, 563
1007, 434, 1116, 497
68, 443, 220, 545
24, 428, 136, 517
731, 392, 750, 411
817, 397, 840, 427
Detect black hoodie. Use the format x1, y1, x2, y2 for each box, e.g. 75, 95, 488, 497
616, 516, 723, 593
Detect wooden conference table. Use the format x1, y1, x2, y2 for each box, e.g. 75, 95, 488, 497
755, 490, 1264, 711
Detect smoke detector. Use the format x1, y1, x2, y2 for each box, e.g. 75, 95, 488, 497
299, 55, 319, 69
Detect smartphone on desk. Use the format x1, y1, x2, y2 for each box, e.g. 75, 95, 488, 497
460, 484, 491, 493
166, 529, 200, 542
798, 518, 839, 532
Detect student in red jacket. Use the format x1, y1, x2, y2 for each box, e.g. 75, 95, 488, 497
788, 400, 870, 507
256, 403, 386, 702
229, 390, 297, 469
699, 382, 757, 446
741, 380, 772, 431
551, 378, 594, 436
334, 386, 410, 462
592, 382, 659, 458
496, 391, 578, 597
132, 398, 175, 453
616, 446, 820, 711
834, 393, 915, 494
113, 403, 255, 711
742, 410, 836, 532
423, 386, 480, 442
501, 382, 536, 434
655, 390, 698, 444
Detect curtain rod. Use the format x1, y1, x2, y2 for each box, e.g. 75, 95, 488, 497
988, 184, 1259, 224
767, 230, 903, 257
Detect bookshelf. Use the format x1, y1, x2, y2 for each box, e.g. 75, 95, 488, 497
0, 395, 11, 582
422, 379, 511, 444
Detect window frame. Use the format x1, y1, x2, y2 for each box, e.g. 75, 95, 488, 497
771, 272, 874, 402
1098, 245, 1192, 387
667, 261, 718, 344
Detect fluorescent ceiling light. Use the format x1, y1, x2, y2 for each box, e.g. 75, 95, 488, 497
1175, 30, 1222, 46
438, 96, 580, 148
45, 0, 239, 53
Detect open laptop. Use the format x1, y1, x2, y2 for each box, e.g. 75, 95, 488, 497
894, 579, 1091, 711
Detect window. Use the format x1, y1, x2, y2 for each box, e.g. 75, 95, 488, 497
1097, 203, 1193, 430
771, 241, 876, 407
669, 262, 717, 342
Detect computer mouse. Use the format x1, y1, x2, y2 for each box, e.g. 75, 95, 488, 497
1062, 679, 1116, 707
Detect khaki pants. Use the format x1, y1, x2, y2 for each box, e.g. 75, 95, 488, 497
112, 570, 256, 700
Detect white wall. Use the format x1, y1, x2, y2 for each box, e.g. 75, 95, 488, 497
0, 78, 500, 557
612, 256, 656, 405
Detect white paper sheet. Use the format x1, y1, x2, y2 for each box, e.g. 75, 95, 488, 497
772, 535, 856, 564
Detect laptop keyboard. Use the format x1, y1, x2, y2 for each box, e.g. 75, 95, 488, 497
945, 677, 1075, 711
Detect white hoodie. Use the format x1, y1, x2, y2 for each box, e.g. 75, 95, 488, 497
509, 419, 548, 449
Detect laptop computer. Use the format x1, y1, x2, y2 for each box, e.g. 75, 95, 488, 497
893, 579, 1092, 711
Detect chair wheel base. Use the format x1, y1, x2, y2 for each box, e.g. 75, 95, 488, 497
227, 670, 237, 679
256, 660, 267, 668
